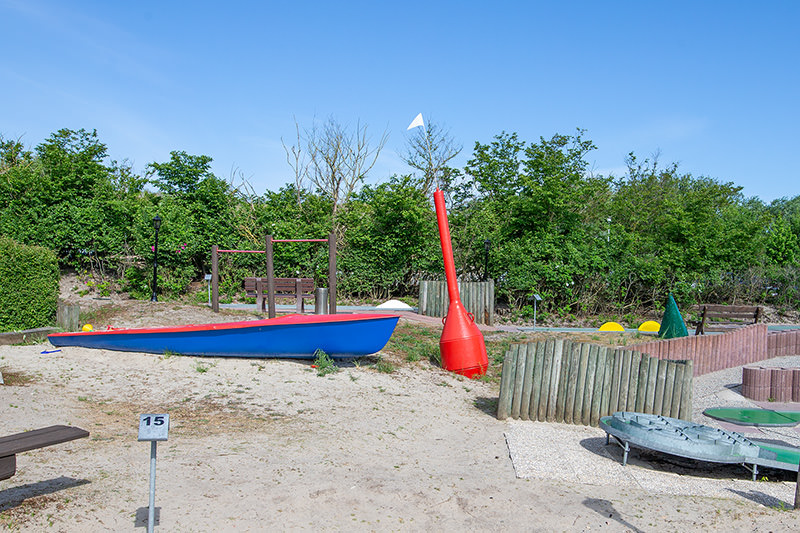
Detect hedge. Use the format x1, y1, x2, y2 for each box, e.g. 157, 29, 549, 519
0, 238, 59, 331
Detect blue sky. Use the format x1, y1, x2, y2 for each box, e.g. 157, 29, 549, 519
2, 1, 798, 202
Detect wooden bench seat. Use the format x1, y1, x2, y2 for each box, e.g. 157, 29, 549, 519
244, 277, 315, 313
692, 304, 761, 335
0, 425, 89, 480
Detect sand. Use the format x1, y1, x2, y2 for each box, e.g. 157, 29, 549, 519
2, 300, 800, 532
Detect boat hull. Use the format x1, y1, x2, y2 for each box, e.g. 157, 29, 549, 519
47, 313, 399, 359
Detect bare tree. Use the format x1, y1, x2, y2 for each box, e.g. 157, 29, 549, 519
305, 117, 388, 215
403, 119, 462, 194
283, 117, 388, 215
281, 117, 309, 206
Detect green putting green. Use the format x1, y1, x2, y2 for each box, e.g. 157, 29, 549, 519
704, 407, 800, 427
753, 442, 800, 466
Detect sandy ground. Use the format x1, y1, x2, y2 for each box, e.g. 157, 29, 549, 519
2, 298, 800, 531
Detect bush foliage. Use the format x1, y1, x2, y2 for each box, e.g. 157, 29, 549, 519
1, 128, 799, 321
0, 237, 59, 330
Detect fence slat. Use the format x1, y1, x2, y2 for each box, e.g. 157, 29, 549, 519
618, 350, 632, 411
609, 349, 622, 413
546, 339, 564, 422
528, 341, 546, 420
573, 343, 590, 424
679, 360, 693, 419
662, 361, 676, 416
519, 343, 537, 421
554, 340, 572, 423
644, 355, 659, 414
635, 353, 650, 413
627, 351, 642, 412
497, 346, 518, 420
538, 340, 555, 421
510, 342, 528, 419
581, 345, 599, 425
590, 347, 607, 426
671, 361, 685, 418
564, 343, 581, 424
599, 348, 615, 418
653, 359, 668, 415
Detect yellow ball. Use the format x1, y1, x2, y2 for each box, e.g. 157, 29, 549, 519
82, 324, 94, 332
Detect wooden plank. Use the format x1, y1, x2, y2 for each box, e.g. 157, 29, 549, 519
496, 346, 518, 419
546, 339, 564, 422
488, 280, 495, 326
518, 343, 536, 421
671, 362, 685, 418
599, 347, 614, 418
589, 347, 607, 426
627, 351, 642, 412
0, 426, 89, 457
538, 340, 555, 421
661, 362, 676, 417
618, 350, 632, 411
563, 342, 580, 424
680, 360, 693, 420
528, 341, 546, 421
581, 345, 599, 426
554, 340, 572, 423
634, 353, 650, 412
572, 343, 590, 424
510, 343, 528, 419
0, 455, 16, 481
609, 349, 623, 414
644, 354, 659, 414
653, 358, 668, 415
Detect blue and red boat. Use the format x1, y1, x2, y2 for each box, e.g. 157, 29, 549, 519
47, 313, 399, 359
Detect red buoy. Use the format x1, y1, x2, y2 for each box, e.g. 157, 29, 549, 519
434, 189, 488, 378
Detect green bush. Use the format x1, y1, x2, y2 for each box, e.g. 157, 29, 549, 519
0, 238, 59, 331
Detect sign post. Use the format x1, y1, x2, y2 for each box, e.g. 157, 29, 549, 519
138, 414, 169, 533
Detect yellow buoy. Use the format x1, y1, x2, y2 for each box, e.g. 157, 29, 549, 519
598, 321, 624, 332
638, 320, 661, 332
82, 323, 94, 332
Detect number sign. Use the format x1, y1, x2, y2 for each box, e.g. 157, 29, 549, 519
138, 414, 169, 441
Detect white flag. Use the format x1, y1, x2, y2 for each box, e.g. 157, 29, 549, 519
407, 113, 424, 130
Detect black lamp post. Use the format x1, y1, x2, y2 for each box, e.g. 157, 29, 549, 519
483, 239, 491, 281
150, 215, 162, 302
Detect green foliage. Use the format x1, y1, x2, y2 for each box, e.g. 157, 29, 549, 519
3, 126, 800, 317
372, 357, 395, 374
338, 176, 440, 298
0, 238, 59, 331
313, 349, 338, 376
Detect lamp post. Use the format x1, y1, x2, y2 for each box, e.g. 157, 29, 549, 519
533, 293, 542, 331
483, 239, 491, 281
150, 215, 162, 302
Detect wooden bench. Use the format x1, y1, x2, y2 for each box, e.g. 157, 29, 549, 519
0, 425, 89, 481
692, 304, 762, 335
244, 277, 315, 313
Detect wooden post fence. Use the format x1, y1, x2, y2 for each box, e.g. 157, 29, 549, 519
498, 339, 693, 425
419, 280, 494, 325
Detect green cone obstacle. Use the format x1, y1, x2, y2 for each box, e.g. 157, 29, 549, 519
658, 293, 688, 339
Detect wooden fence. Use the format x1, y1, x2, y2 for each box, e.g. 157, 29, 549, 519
767, 329, 800, 358
632, 324, 774, 376
418, 280, 494, 325
497, 340, 693, 426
